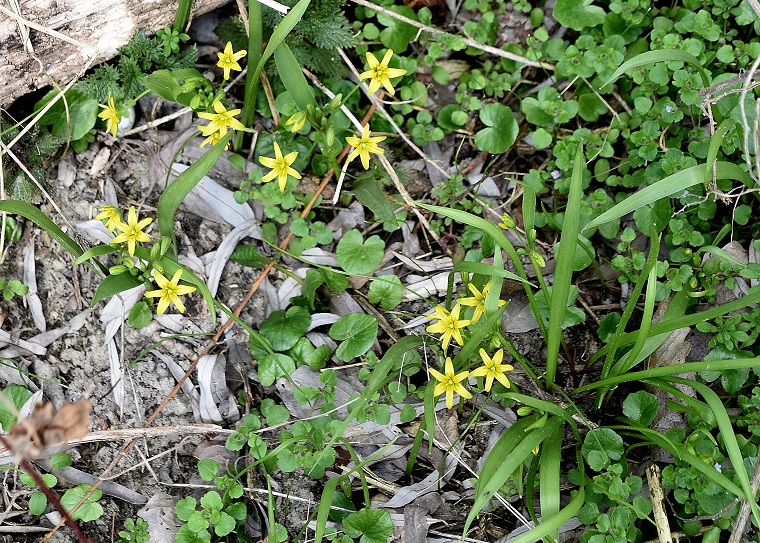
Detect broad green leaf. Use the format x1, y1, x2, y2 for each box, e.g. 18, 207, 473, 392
377, 7, 417, 53
91, 273, 142, 306
330, 314, 378, 361
368, 275, 403, 310
336, 230, 384, 275
61, 485, 103, 522
50, 452, 72, 469
352, 177, 399, 226
0, 386, 33, 431
175, 496, 197, 521
581, 428, 624, 471
584, 162, 751, 231
214, 512, 236, 536
36, 89, 99, 141
274, 43, 317, 111
259, 306, 311, 351
259, 353, 296, 386
474, 103, 518, 154
342, 508, 394, 543
553, 0, 605, 30
0, 200, 86, 262
28, 492, 47, 516
200, 491, 223, 511
604, 49, 710, 88
261, 398, 290, 426
143, 70, 182, 101
198, 459, 219, 482
128, 301, 153, 328
622, 390, 658, 426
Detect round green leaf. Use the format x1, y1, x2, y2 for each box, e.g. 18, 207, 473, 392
198, 459, 219, 482
0, 385, 32, 431
343, 508, 395, 543
129, 301, 154, 328
553, 0, 605, 30
29, 491, 48, 516
368, 275, 404, 310
581, 428, 624, 472
622, 390, 659, 426
532, 128, 552, 149
474, 103, 518, 154
259, 306, 311, 351
336, 230, 385, 275
330, 314, 379, 362
259, 353, 296, 386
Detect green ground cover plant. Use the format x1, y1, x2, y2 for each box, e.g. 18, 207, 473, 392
3, 0, 760, 541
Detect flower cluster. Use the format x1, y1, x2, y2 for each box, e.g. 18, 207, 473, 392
198, 100, 246, 148
96, 205, 197, 316
429, 349, 514, 409
426, 280, 506, 350
425, 280, 512, 408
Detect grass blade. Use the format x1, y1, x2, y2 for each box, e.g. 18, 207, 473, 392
157, 131, 233, 254
583, 162, 750, 232
540, 423, 562, 541
546, 143, 584, 387
604, 49, 710, 88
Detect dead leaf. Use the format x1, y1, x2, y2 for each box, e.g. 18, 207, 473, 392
5, 399, 91, 461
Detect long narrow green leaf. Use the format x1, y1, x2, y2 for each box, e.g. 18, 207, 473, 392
73, 245, 117, 266
157, 131, 233, 253
453, 261, 531, 285
546, 144, 584, 387
671, 377, 760, 526
583, 162, 750, 231
238, 0, 264, 138
539, 423, 562, 542
574, 358, 760, 394
466, 416, 564, 536
593, 286, 760, 357
0, 200, 84, 259
604, 49, 710, 88
274, 43, 317, 111
705, 119, 735, 181
254, 0, 311, 84
506, 487, 584, 543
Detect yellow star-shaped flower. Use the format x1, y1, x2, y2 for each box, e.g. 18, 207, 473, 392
429, 357, 472, 409
198, 100, 246, 136
260, 141, 301, 192
426, 304, 471, 351
217, 41, 246, 80
359, 50, 407, 95
98, 95, 121, 138
470, 349, 513, 392
144, 269, 197, 316
458, 280, 507, 323
198, 126, 228, 149
345, 124, 386, 170
110, 206, 152, 256
95, 205, 122, 233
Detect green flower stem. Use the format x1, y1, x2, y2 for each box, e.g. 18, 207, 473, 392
172, 0, 193, 32
236, 0, 263, 151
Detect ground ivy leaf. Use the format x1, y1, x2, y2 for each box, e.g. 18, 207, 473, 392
474, 103, 518, 154
259, 353, 296, 386
622, 390, 658, 426
197, 459, 219, 482
582, 428, 624, 471
553, 0, 605, 30
28, 492, 47, 516
367, 275, 403, 310
342, 508, 394, 543
261, 398, 290, 426
399, 404, 417, 423
61, 484, 103, 522
329, 314, 378, 362
259, 306, 311, 351
336, 230, 385, 275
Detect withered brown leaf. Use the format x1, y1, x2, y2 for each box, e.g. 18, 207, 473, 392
4, 399, 91, 461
